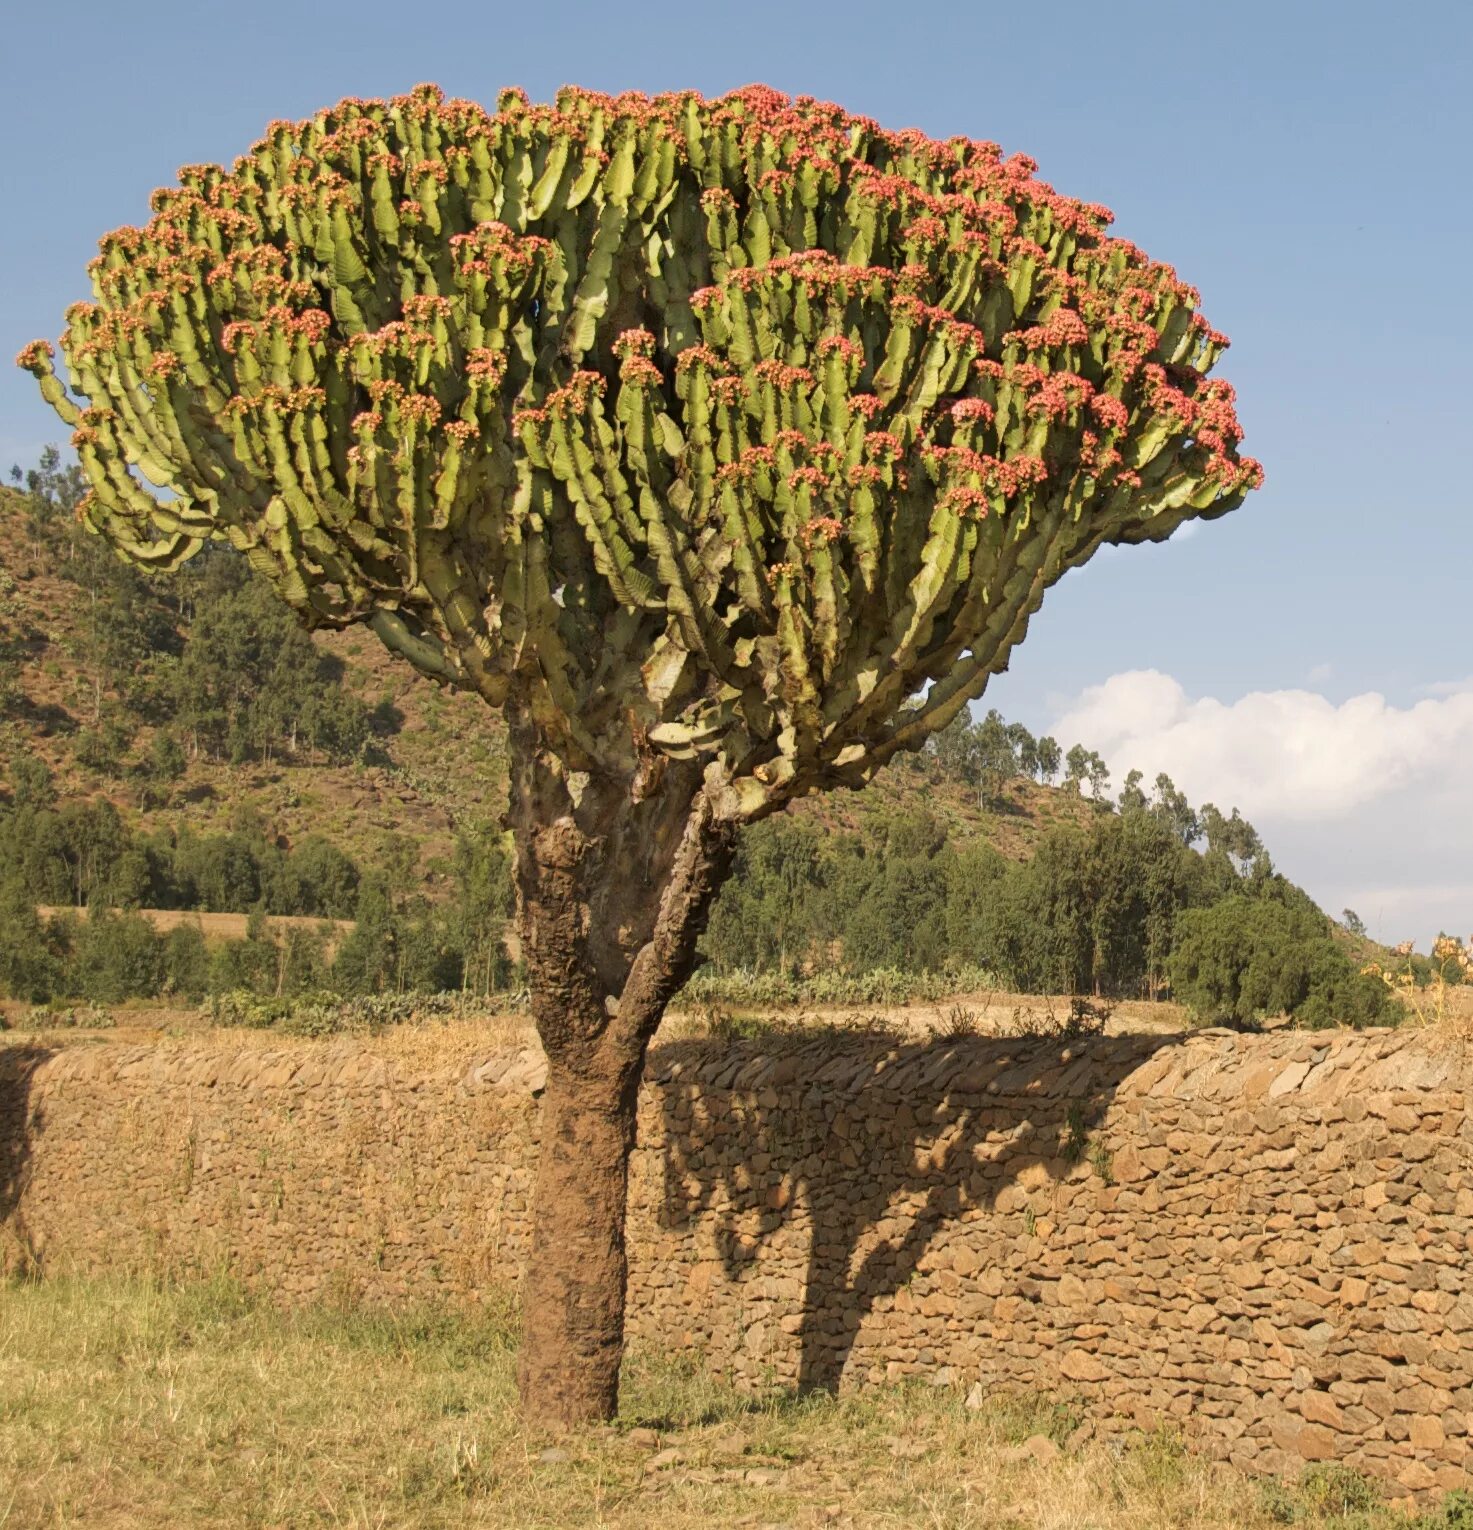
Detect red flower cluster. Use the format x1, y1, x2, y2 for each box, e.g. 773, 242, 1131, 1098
799, 515, 844, 547
449, 221, 552, 280
674, 344, 727, 374
816, 334, 864, 366
542, 370, 606, 418
708, 376, 748, 406
1088, 393, 1130, 432
787, 466, 831, 492
619, 355, 663, 387
949, 398, 995, 426
751, 359, 815, 392
613, 328, 656, 358
15, 339, 55, 370
464, 348, 508, 383
144, 350, 182, 380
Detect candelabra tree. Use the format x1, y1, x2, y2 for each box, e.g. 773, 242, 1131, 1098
20, 83, 1261, 1424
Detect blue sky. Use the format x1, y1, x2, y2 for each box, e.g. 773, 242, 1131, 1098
3, 0, 1471, 939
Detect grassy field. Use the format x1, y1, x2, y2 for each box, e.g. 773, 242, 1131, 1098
1, 1275, 1466, 1530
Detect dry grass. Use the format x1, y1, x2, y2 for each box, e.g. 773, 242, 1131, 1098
0, 1275, 1445, 1530
660, 989, 1191, 1043
0, 988, 1189, 1057
0, 1012, 538, 1066
35, 908, 355, 943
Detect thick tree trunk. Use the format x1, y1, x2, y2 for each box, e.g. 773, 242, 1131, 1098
505, 717, 737, 1426
516, 1041, 643, 1424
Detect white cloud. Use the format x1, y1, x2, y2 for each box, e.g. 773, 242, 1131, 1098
1046, 671, 1473, 944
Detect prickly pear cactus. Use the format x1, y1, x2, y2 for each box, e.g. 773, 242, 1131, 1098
20, 84, 1260, 818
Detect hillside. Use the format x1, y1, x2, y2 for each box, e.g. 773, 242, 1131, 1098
0, 480, 1095, 883
0, 483, 505, 883
3, 467, 1412, 1030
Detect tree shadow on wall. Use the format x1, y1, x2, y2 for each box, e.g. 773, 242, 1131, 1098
650, 1028, 1180, 1396
0, 1044, 51, 1274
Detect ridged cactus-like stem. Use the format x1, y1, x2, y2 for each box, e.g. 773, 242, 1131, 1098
19, 83, 1260, 1423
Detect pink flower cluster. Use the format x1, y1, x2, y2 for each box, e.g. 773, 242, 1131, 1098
542, 370, 607, 418
464, 348, 508, 383
220, 383, 326, 417
925, 443, 1049, 500
15, 339, 55, 370
940, 485, 991, 518
1026, 372, 1093, 422
1088, 393, 1130, 432
395, 393, 441, 427
949, 398, 995, 426
401, 295, 451, 324
449, 222, 552, 280
708, 376, 748, 406
613, 328, 656, 358
145, 350, 183, 380
674, 344, 727, 374
619, 355, 663, 387
752, 358, 815, 392
816, 334, 864, 366
1016, 306, 1090, 351
799, 515, 844, 547
787, 466, 830, 492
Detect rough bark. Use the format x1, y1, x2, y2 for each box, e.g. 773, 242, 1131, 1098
516, 1041, 643, 1423
507, 715, 736, 1425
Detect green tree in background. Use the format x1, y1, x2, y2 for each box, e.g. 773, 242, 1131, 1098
450, 819, 515, 995
1151, 772, 1199, 845
1168, 893, 1394, 1028
1035, 735, 1062, 785
1118, 767, 1148, 814
974, 709, 1015, 808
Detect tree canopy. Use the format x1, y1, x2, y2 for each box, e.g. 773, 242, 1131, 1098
21, 83, 1260, 820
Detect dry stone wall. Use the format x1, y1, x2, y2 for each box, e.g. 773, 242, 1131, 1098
2, 1027, 1469, 1497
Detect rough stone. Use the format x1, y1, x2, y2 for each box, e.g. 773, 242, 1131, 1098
4, 1027, 1469, 1501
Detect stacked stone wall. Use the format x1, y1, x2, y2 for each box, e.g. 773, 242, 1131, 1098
2, 1027, 1468, 1496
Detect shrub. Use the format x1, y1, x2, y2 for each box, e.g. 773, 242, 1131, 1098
66, 907, 166, 1004
680, 963, 995, 1009
162, 922, 209, 1000
1167, 896, 1399, 1029
0, 885, 62, 1002
18, 1002, 114, 1031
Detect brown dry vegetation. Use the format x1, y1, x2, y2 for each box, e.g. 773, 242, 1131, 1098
0, 989, 1190, 1054
35, 907, 353, 943
0, 1273, 1443, 1530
